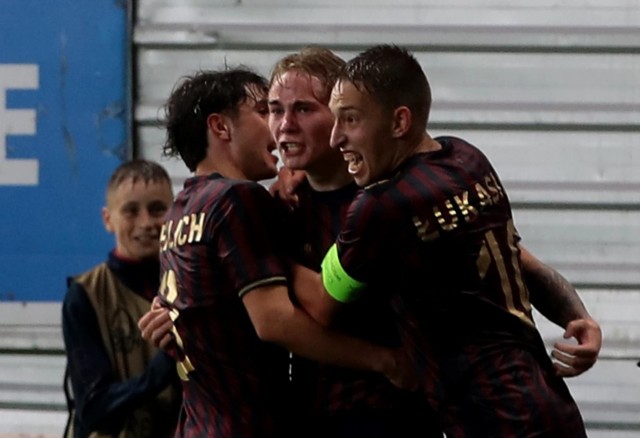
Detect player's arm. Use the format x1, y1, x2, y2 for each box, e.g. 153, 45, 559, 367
519, 244, 602, 377
242, 281, 416, 391
227, 182, 415, 385
520, 245, 588, 325
290, 262, 343, 327
291, 239, 368, 328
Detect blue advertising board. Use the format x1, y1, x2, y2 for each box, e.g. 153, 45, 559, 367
0, 1, 129, 301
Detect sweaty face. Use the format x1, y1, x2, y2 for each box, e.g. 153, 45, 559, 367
268, 71, 340, 174
329, 80, 393, 187
103, 179, 173, 260
228, 85, 279, 182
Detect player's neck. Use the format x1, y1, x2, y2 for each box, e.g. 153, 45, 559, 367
195, 158, 248, 180
413, 133, 442, 155
305, 161, 353, 192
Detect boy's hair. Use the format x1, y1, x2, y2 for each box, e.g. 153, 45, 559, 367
339, 44, 432, 130
106, 159, 172, 198
269, 46, 346, 104
163, 67, 269, 172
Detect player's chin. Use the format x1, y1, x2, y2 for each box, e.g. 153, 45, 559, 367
260, 163, 279, 180
282, 156, 307, 171
353, 174, 369, 187
133, 245, 161, 260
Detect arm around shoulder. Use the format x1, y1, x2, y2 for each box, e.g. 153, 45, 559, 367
242, 282, 418, 390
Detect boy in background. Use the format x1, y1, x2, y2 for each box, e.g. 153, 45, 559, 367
62, 159, 181, 438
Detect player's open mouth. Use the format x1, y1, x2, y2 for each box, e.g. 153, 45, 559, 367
280, 142, 302, 153
343, 151, 363, 175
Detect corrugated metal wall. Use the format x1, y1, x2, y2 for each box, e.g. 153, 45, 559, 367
132, 0, 640, 436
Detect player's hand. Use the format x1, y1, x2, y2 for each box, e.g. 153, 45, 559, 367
383, 349, 420, 391
268, 167, 306, 209
551, 318, 602, 377
150, 295, 163, 310
139, 297, 175, 350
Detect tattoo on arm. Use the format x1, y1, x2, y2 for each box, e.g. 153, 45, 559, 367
524, 260, 589, 328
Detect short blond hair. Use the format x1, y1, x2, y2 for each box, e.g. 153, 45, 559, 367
269, 46, 345, 104
106, 159, 172, 201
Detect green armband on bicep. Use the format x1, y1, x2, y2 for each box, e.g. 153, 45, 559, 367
321, 244, 365, 303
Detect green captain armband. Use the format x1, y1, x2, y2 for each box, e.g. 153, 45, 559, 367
321, 244, 365, 303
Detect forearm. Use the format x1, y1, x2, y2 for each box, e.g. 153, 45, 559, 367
519, 248, 602, 377
520, 246, 590, 327
247, 285, 394, 374
290, 262, 336, 326
283, 307, 393, 373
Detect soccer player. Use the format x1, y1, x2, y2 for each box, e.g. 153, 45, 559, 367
268, 47, 442, 437
150, 67, 415, 438
294, 44, 591, 437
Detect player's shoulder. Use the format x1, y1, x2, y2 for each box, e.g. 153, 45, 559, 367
436, 135, 488, 160
216, 179, 281, 218
347, 184, 387, 220
182, 174, 270, 200
223, 178, 274, 202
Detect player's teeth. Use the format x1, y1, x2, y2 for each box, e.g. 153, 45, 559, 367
343, 152, 362, 174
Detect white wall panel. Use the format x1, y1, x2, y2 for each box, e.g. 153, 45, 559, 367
135, 50, 640, 116
534, 290, 640, 359
138, 3, 640, 29
513, 209, 640, 287
431, 130, 640, 204
239, 0, 638, 8
135, 1, 640, 50
135, 49, 299, 106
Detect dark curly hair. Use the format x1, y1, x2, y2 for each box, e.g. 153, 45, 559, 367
163, 67, 269, 172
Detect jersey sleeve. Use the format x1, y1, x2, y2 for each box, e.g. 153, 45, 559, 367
320, 191, 394, 302
215, 182, 289, 297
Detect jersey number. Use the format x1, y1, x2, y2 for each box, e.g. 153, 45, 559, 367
159, 269, 196, 381
476, 219, 533, 326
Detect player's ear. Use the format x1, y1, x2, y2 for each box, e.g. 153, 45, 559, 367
102, 206, 114, 233
391, 106, 411, 138
207, 113, 230, 141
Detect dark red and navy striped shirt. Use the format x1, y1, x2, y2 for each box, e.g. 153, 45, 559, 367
288, 180, 402, 416
158, 173, 291, 438
333, 136, 586, 437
